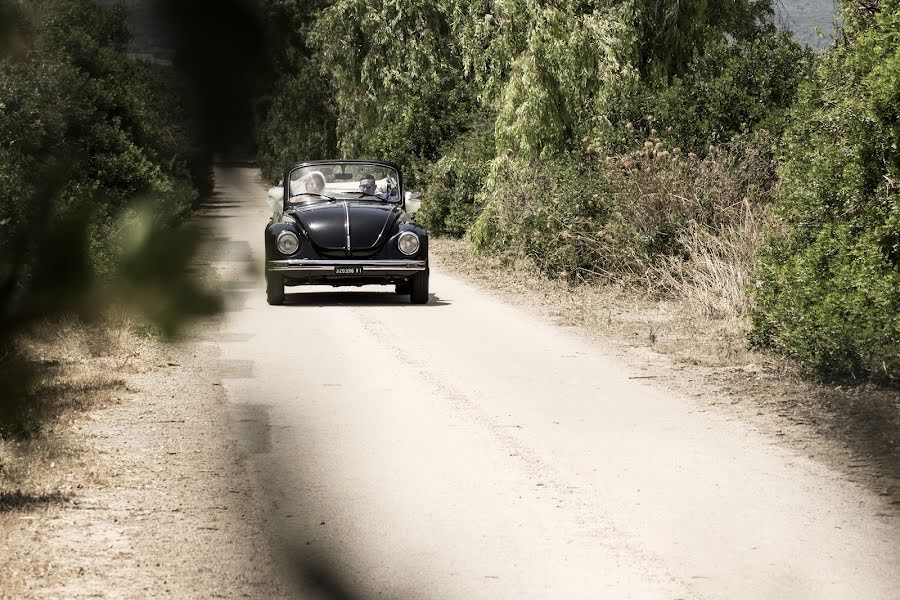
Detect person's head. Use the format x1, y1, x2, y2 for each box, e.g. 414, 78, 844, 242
359, 174, 376, 194
308, 171, 325, 193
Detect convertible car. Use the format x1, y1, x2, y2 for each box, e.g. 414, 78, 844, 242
264, 159, 429, 305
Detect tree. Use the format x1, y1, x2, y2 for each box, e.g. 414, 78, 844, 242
751, 0, 900, 383
0, 0, 219, 340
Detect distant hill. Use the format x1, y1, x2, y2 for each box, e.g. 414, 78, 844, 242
778, 0, 839, 49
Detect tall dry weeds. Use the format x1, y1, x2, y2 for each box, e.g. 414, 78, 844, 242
652, 201, 770, 318
603, 135, 776, 317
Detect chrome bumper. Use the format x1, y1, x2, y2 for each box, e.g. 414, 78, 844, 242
267, 259, 427, 275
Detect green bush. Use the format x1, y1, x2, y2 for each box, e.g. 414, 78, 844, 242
594, 31, 812, 156
255, 0, 337, 182
0, 0, 215, 329
455, 0, 779, 160
255, 59, 338, 182
416, 116, 494, 237
750, 1, 900, 383
472, 137, 776, 285
309, 0, 475, 186
470, 155, 611, 280
0, 0, 201, 255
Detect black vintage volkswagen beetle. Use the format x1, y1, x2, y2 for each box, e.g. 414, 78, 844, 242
264, 160, 429, 305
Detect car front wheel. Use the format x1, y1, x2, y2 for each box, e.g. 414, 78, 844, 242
266, 271, 285, 305
409, 268, 429, 305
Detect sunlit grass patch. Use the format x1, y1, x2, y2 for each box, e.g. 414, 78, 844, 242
0, 316, 143, 439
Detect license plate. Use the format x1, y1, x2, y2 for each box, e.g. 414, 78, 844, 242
335, 266, 364, 275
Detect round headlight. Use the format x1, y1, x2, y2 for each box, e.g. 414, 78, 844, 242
276, 231, 300, 255
397, 231, 420, 256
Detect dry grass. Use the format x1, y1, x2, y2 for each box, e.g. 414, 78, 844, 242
0, 309, 289, 599
650, 201, 769, 318
0, 317, 141, 596
0, 314, 150, 504
603, 137, 776, 320
436, 237, 757, 365
20, 311, 147, 360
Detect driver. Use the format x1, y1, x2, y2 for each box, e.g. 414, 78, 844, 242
359, 174, 377, 195
359, 173, 399, 201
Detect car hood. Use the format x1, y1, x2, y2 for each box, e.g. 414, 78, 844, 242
289, 201, 401, 255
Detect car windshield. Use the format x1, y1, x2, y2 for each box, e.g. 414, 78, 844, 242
287, 162, 401, 204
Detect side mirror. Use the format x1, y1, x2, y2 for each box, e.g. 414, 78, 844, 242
267, 186, 283, 215
404, 191, 423, 216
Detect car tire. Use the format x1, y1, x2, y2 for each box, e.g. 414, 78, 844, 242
395, 281, 410, 295
266, 272, 285, 305
409, 268, 429, 305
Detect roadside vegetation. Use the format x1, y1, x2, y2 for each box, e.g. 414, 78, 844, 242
750, 2, 900, 382
257, 0, 898, 386
0, 0, 218, 437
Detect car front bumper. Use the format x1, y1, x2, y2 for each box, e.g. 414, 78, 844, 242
266, 259, 427, 277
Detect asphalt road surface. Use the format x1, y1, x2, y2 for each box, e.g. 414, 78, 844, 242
207, 167, 898, 599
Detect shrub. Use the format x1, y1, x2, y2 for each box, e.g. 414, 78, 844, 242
605, 137, 776, 272
417, 116, 494, 237
750, 0, 900, 383
470, 155, 614, 279
594, 31, 812, 156
490, 6, 631, 160
255, 0, 337, 182
472, 136, 777, 306
0, 0, 216, 338
255, 59, 338, 182
0, 0, 201, 240
308, 0, 475, 187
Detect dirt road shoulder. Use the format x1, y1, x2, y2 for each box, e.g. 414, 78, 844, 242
0, 322, 288, 599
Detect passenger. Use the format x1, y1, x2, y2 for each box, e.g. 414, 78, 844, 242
306, 171, 326, 194
290, 170, 327, 198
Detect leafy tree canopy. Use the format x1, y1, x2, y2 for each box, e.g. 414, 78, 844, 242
751, 0, 900, 383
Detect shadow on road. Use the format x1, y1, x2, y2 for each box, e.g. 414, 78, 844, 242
0, 491, 68, 512
284, 291, 449, 307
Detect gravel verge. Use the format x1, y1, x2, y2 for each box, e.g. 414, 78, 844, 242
0, 322, 289, 599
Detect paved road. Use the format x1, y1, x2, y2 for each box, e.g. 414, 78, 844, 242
206, 167, 898, 599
